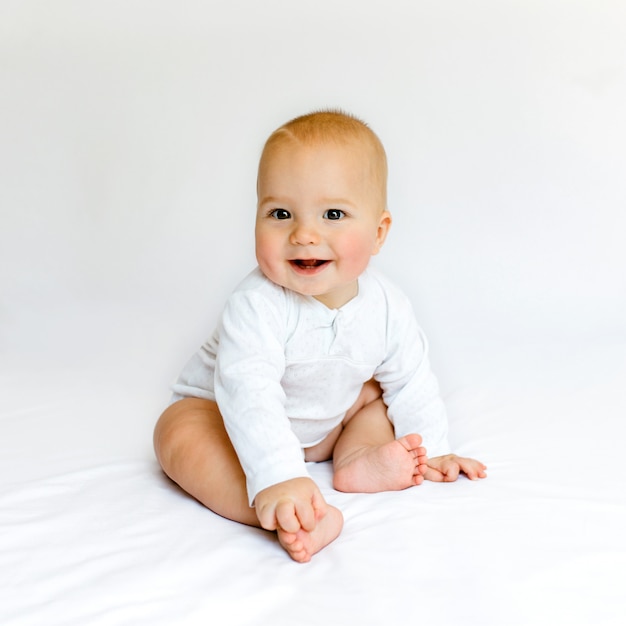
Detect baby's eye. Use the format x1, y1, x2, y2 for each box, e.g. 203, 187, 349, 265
270, 209, 291, 220
324, 209, 345, 221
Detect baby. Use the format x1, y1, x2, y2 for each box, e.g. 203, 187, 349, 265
154, 110, 486, 563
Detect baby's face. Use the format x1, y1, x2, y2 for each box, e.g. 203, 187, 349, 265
256, 139, 391, 309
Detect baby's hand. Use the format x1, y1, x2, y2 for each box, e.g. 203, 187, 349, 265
254, 477, 327, 534
423, 454, 487, 482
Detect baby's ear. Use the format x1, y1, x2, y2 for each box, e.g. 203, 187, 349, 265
372, 211, 392, 254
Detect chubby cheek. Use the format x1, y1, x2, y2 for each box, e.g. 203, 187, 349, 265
255, 232, 283, 279
336, 233, 378, 274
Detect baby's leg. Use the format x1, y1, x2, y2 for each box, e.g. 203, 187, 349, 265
332, 390, 427, 493
153, 398, 342, 562
154, 398, 257, 525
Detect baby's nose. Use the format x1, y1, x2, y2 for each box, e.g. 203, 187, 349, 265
290, 220, 320, 245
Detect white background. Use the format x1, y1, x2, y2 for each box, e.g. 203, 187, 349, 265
1, 0, 625, 394
1, 5, 626, 624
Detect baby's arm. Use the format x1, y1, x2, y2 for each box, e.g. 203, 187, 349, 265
254, 477, 327, 533
374, 286, 486, 483
423, 454, 487, 482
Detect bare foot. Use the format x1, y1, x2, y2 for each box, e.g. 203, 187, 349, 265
333, 434, 427, 493
276, 505, 344, 563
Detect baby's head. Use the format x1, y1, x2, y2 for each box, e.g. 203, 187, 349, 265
258, 110, 388, 214
255, 110, 392, 308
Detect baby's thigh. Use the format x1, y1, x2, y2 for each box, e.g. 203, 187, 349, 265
342, 379, 383, 425
155, 398, 235, 465
303, 381, 384, 463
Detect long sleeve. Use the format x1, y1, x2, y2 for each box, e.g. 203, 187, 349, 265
214, 286, 310, 505
374, 288, 451, 457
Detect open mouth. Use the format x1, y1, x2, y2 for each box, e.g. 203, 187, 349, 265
290, 259, 330, 272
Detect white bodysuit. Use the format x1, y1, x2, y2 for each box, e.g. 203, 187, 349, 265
172, 267, 450, 504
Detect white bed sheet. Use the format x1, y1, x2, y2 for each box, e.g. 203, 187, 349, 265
1, 301, 625, 626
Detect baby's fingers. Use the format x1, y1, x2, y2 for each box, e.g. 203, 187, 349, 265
441, 462, 460, 482
459, 458, 488, 480
294, 500, 317, 532
310, 488, 328, 523
422, 466, 446, 482
424, 458, 459, 482
275, 500, 301, 534
255, 500, 278, 531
